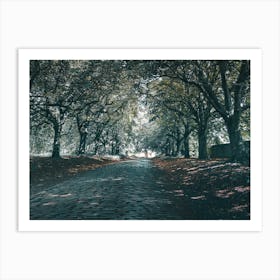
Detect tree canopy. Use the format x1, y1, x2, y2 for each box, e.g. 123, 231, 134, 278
30, 59, 250, 161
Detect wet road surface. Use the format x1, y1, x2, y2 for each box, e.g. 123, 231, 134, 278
30, 159, 196, 220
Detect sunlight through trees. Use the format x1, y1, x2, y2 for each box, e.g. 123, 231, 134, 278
30, 60, 250, 162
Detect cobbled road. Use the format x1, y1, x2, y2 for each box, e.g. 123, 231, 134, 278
30, 159, 196, 220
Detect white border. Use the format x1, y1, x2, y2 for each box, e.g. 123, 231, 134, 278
18, 48, 262, 232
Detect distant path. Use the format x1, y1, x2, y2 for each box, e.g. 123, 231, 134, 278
30, 159, 195, 220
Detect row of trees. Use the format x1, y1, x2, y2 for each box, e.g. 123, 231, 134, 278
30, 60, 139, 157
142, 60, 250, 161
30, 60, 250, 161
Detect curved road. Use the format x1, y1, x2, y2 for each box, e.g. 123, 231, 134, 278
30, 159, 195, 220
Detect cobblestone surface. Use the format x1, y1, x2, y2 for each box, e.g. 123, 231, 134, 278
30, 159, 196, 220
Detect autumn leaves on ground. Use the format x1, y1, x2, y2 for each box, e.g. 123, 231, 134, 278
31, 156, 250, 220
153, 158, 250, 219
30, 156, 127, 189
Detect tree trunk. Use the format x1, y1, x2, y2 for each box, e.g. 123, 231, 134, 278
171, 140, 177, 156
164, 139, 171, 156
183, 135, 190, 158
111, 144, 115, 155
165, 142, 170, 156
226, 117, 245, 162
93, 144, 99, 155
52, 123, 61, 158
198, 129, 208, 159
175, 138, 182, 157
78, 132, 87, 155
183, 122, 191, 158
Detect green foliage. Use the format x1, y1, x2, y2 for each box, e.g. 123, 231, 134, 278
30, 60, 250, 160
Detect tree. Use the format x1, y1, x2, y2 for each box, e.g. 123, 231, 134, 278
29, 59, 250, 161
146, 78, 212, 158
195, 60, 250, 161
157, 60, 250, 161
30, 60, 75, 158
185, 86, 212, 159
